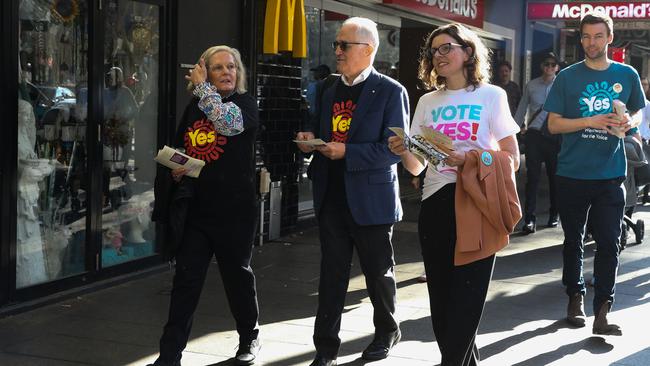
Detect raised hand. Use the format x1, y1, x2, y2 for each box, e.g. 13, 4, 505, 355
184, 58, 208, 85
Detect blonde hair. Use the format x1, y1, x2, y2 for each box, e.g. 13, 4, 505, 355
418, 23, 491, 91
187, 45, 247, 94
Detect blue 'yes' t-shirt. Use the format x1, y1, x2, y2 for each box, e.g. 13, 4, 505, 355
544, 61, 645, 180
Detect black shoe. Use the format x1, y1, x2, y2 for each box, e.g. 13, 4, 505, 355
361, 329, 401, 360
522, 220, 536, 234
309, 355, 337, 366
235, 339, 260, 365
147, 360, 181, 366
547, 215, 559, 228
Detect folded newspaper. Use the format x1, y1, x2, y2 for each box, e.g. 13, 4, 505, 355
389, 126, 453, 167
154, 145, 205, 178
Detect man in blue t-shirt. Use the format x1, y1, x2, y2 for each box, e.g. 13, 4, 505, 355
545, 12, 645, 336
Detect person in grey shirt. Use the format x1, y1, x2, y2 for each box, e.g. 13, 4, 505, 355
515, 52, 560, 234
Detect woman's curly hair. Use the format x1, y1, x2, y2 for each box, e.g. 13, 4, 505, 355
418, 23, 491, 91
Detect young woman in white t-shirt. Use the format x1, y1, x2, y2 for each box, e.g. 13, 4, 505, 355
388, 23, 520, 366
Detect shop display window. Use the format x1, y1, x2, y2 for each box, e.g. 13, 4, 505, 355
15, 0, 161, 288
100, 0, 159, 267
17, 0, 90, 288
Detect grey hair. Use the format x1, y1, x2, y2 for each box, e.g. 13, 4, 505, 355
187, 45, 247, 94
342, 17, 379, 58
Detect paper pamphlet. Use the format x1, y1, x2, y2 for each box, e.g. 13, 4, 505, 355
293, 138, 327, 146
154, 145, 205, 178
609, 99, 627, 138
389, 126, 453, 168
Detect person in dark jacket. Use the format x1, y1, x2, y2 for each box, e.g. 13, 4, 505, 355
295, 17, 409, 366
149, 45, 260, 366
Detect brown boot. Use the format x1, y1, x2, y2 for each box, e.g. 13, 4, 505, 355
593, 301, 622, 336
566, 293, 586, 327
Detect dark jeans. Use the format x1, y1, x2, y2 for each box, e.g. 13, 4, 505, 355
419, 184, 495, 366
556, 176, 625, 314
313, 201, 398, 358
158, 221, 259, 363
524, 130, 560, 222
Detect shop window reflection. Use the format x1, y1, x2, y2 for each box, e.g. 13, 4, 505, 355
16, 0, 88, 288
101, 0, 159, 267
15, 0, 161, 287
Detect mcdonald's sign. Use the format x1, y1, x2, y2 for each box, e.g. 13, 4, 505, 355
263, 0, 307, 58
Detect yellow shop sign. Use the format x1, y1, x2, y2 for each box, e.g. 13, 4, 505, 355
263, 0, 307, 58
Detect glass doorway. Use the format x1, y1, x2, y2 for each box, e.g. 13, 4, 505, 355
14, 0, 164, 289
16, 0, 90, 288
100, 0, 160, 267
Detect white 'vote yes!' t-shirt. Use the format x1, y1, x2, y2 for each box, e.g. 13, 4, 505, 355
410, 83, 520, 200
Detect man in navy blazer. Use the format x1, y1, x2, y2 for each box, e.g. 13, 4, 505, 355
295, 17, 409, 366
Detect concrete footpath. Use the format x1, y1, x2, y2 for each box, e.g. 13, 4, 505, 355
1, 176, 649, 365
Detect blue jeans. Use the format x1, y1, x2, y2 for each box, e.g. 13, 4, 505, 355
556, 176, 625, 313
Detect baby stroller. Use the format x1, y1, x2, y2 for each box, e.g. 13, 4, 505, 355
621, 136, 648, 249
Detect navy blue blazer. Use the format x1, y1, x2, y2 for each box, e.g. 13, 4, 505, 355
308, 69, 410, 226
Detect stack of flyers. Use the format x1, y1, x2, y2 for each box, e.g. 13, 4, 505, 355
609, 99, 626, 138
154, 145, 205, 178
389, 126, 454, 168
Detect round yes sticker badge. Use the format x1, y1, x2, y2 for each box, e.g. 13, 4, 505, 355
481, 151, 493, 166
613, 83, 623, 94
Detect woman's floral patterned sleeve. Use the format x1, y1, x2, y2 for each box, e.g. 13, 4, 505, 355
193, 82, 244, 136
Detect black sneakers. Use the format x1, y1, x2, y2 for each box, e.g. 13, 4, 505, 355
235, 338, 261, 365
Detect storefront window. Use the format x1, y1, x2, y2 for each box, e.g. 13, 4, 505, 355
17, 0, 89, 288
15, 0, 160, 287
101, 0, 159, 267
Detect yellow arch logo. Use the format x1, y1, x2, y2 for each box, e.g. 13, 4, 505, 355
263, 0, 307, 58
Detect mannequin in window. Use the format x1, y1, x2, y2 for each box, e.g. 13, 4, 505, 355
16, 92, 54, 288
119, 190, 154, 244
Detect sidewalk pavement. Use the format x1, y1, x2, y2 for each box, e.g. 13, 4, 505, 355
1, 174, 650, 365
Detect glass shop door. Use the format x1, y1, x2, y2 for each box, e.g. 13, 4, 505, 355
98, 0, 163, 269
13, 0, 166, 294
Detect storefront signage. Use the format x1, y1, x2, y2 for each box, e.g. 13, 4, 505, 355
383, 0, 484, 28
263, 0, 307, 58
528, 2, 650, 20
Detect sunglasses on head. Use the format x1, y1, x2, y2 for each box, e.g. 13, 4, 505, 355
426, 42, 465, 58
543, 62, 557, 67
331, 40, 370, 51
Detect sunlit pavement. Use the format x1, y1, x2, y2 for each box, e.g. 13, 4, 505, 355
1, 168, 649, 365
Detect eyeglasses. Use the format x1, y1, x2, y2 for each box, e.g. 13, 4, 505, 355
331, 41, 370, 52
542, 62, 557, 67
427, 42, 465, 58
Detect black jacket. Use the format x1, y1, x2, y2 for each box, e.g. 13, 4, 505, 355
152, 164, 194, 261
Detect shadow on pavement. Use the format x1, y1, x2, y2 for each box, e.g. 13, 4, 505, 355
512, 336, 614, 366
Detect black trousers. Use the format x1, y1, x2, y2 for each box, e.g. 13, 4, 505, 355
524, 129, 560, 222
158, 220, 260, 363
313, 201, 398, 358
557, 176, 624, 313
419, 184, 495, 366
